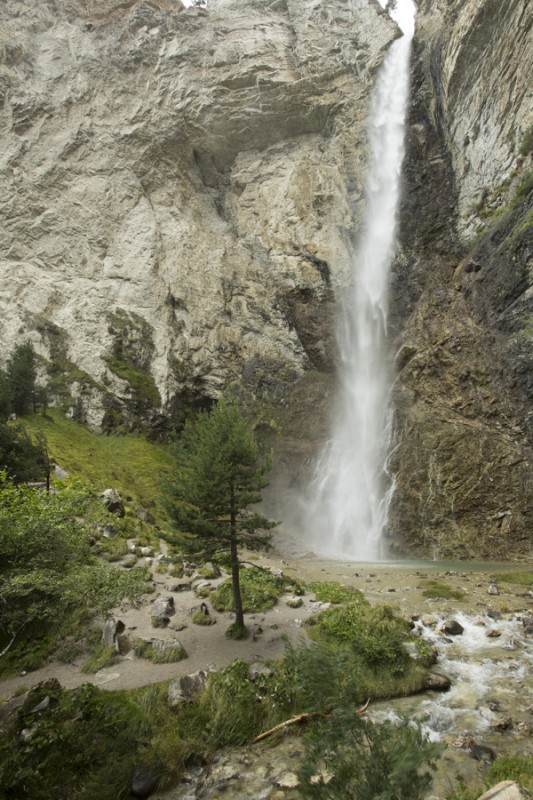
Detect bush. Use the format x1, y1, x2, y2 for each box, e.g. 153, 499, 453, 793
307, 602, 411, 674
298, 711, 441, 800
211, 567, 284, 613
308, 581, 364, 604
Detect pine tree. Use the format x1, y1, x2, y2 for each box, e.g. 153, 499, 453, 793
162, 394, 277, 636
6, 341, 37, 415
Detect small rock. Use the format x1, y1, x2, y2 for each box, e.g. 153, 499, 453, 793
424, 672, 452, 692
99, 488, 125, 517
487, 609, 502, 620
469, 743, 497, 764
286, 596, 303, 608
475, 781, 527, 800
488, 584, 500, 596
140, 546, 153, 557
486, 629, 502, 638
168, 671, 208, 707
522, 617, 533, 634
441, 619, 464, 636
274, 771, 299, 789
169, 580, 192, 592
134, 507, 156, 525
102, 524, 119, 539
489, 718, 513, 731
151, 596, 175, 627
131, 765, 158, 798
249, 662, 272, 680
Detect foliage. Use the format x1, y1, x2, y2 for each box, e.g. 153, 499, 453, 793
132, 640, 187, 664
308, 581, 364, 604
0, 420, 48, 482
486, 755, 533, 791
0, 475, 150, 672
298, 711, 441, 800
421, 580, 465, 600
307, 601, 411, 674
515, 169, 533, 203
519, 125, 533, 156
0, 680, 149, 800
5, 341, 37, 415
104, 355, 161, 412
81, 645, 118, 674
21, 408, 174, 525
191, 610, 216, 625
211, 567, 284, 613
161, 393, 277, 629
490, 571, 533, 586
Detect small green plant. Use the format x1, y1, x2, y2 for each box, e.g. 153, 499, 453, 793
211, 567, 284, 613
133, 639, 187, 663
225, 622, 250, 640
520, 125, 533, 156
486, 755, 533, 791
81, 645, 117, 674
192, 610, 216, 626
421, 580, 464, 600
298, 711, 441, 800
490, 571, 533, 586
308, 581, 364, 604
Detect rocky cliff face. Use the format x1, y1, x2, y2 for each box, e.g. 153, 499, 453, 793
0, 0, 531, 559
0, 0, 394, 432
388, 0, 533, 559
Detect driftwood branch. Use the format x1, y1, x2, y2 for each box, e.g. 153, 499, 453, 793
253, 699, 370, 744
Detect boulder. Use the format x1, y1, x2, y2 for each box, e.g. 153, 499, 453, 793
249, 663, 272, 680
99, 488, 125, 517
475, 784, 528, 800
168, 671, 208, 708
441, 619, 464, 636
150, 596, 176, 628
168, 580, 192, 592
102, 619, 126, 649
424, 672, 452, 692
488, 583, 500, 596
134, 507, 156, 525
101, 524, 119, 539
150, 638, 184, 654
522, 616, 533, 634
286, 596, 303, 608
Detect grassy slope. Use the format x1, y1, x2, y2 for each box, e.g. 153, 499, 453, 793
21, 409, 174, 522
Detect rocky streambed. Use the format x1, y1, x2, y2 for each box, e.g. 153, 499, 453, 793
1, 553, 531, 799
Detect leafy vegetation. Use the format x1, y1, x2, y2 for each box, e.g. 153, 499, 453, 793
420, 580, 465, 600
308, 581, 364, 604
0, 475, 150, 674
21, 408, 174, 522
211, 567, 284, 613
490, 571, 533, 586
161, 394, 277, 632
299, 710, 441, 800
132, 640, 187, 664
486, 755, 533, 792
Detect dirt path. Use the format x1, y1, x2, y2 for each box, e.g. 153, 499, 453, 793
0, 550, 529, 700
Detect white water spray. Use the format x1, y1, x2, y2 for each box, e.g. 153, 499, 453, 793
305, 2, 415, 560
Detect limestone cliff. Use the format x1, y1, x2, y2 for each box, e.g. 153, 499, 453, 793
0, 0, 394, 432
0, 0, 531, 560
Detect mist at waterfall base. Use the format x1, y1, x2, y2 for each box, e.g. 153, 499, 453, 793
303, 1, 415, 562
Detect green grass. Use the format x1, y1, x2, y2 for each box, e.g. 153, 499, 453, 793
211, 567, 285, 613
81, 645, 118, 674
133, 640, 188, 664
308, 581, 364, 604
490, 571, 533, 586
420, 580, 465, 600
486, 755, 533, 792
21, 409, 174, 523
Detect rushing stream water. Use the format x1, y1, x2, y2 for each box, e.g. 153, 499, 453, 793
305, 1, 415, 561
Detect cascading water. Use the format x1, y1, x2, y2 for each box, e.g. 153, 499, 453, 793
305, 1, 415, 561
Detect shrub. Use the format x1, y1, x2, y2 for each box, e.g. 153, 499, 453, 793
211, 567, 284, 613
308, 581, 364, 604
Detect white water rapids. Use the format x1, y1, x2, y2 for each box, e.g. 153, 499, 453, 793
305, 1, 415, 560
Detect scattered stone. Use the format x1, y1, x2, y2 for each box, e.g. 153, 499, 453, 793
475, 781, 528, 800
489, 717, 513, 731
274, 771, 300, 789
488, 583, 500, 596
486, 628, 502, 638
102, 619, 126, 648
194, 580, 212, 591
286, 596, 303, 608
134, 507, 156, 525
140, 546, 153, 557
424, 672, 452, 692
169, 580, 192, 592
522, 617, 533, 634
469, 742, 497, 764
151, 596, 175, 627
441, 619, 464, 636
101, 524, 119, 539
249, 662, 273, 680
99, 488, 125, 517
168, 671, 208, 707
269, 567, 283, 579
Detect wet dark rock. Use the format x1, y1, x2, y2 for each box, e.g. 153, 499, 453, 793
423, 672, 451, 692
469, 743, 497, 764
441, 619, 464, 636
522, 616, 533, 634
131, 765, 158, 798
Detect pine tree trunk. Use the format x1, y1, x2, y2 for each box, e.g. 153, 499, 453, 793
230, 479, 245, 629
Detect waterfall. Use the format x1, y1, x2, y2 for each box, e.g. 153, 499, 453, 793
305, 1, 415, 561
